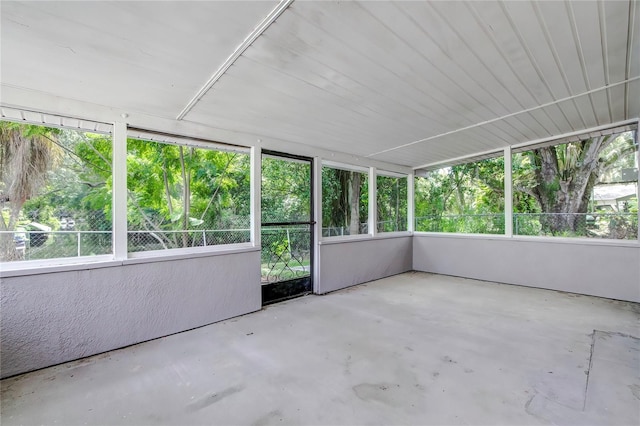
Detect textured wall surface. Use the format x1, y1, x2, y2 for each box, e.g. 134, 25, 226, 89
413, 235, 640, 303
0, 250, 261, 378
4, 234, 637, 378
317, 236, 413, 294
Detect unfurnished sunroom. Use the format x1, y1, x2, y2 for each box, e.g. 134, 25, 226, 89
0, 1, 638, 425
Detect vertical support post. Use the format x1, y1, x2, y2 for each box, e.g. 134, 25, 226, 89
635, 128, 639, 243
504, 146, 513, 237
250, 146, 261, 248
77, 232, 81, 257
369, 167, 377, 236
312, 156, 322, 293
112, 121, 128, 260
407, 171, 415, 233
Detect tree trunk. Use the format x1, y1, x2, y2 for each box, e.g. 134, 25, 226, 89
348, 172, 361, 234
178, 147, 190, 247
0, 126, 58, 261
531, 137, 608, 234
452, 169, 466, 214
162, 156, 173, 218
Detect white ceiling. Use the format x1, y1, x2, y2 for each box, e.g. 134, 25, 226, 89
1, 1, 638, 169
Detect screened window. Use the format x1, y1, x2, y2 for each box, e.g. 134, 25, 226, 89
321, 166, 368, 237
0, 121, 113, 262
377, 174, 408, 232
415, 157, 505, 234
126, 137, 250, 252
513, 130, 638, 239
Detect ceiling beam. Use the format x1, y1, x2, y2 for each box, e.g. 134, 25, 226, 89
367, 76, 640, 160
176, 0, 294, 120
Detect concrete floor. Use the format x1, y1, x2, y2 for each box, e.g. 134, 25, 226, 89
1, 272, 639, 425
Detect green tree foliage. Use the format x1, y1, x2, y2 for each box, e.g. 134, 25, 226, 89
377, 175, 407, 232
127, 139, 250, 250
416, 131, 637, 238
261, 156, 310, 223
514, 132, 637, 235
4, 118, 636, 263
0, 121, 253, 260
415, 157, 505, 234
0, 122, 62, 260
322, 167, 367, 235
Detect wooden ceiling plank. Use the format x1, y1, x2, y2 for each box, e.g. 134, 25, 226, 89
290, 2, 495, 123
607, 85, 627, 122
192, 66, 422, 156
374, 1, 515, 116
242, 34, 444, 138
390, 1, 554, 142
602, 0, 632, 85
465, 1, 577, 132
626, 80, 640, 119
265, 5, 476, 132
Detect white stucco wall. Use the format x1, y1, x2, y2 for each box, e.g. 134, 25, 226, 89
413, 234, 640, 303
0, 250, 261, 379
4, 233, 638, 379
317, 235, 413, 294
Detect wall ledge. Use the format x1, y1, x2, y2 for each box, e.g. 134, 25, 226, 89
0, 245, 260, 278
413, 232, 639, 248
320, 232, 412, 245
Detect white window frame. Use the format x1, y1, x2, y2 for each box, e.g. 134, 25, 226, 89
375, 170, 411, 236
0, 111, 117, 274
0, 112, 258, 277
124, 129, 254, 259
319, 160, 373, 242
412, 119, 640, 245
509, 123, 639, 243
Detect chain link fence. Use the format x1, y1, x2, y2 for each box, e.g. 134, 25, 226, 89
514, 212, 638, 239
127, 229, 250, 253
2, 230, 112, 261
261, 225, 311, 283
1, 214, 252, 261
127, 216, 251, 253
415, 212, 638, 239
322, 223, 367, 237
4, 212, 638, 262
1, 211, 114, 261
415, 214, 506, 234
322, 220, 407, 236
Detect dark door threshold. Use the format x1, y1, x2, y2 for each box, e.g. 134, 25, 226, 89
262, 277, 312, 306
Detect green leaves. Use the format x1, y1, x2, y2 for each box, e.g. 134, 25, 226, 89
126, 139, 251, 249
415, 157, 505, 234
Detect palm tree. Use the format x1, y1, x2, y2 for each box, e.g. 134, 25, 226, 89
0, 122, 60, 261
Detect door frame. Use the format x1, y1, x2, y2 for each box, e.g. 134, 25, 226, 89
260, 150, 315, 305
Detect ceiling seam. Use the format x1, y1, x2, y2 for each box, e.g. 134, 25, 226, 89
175, 0, 295, 120
365, 76, 640, 159
370, 2, 525, 144
598, 0, 614, 123
413, 118, 639, 171
500, 1, 586, 131
237, 54, 432, 144
378, 2, 532, 142
286, 5, 487, 138
464, 1, 567, 134
259, 23, 456, 135
336, 4, 491, 131
531, 1, 592, 131
222, 15, 452, 134
422, 2, 546, 141
564, 1, 598, 127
